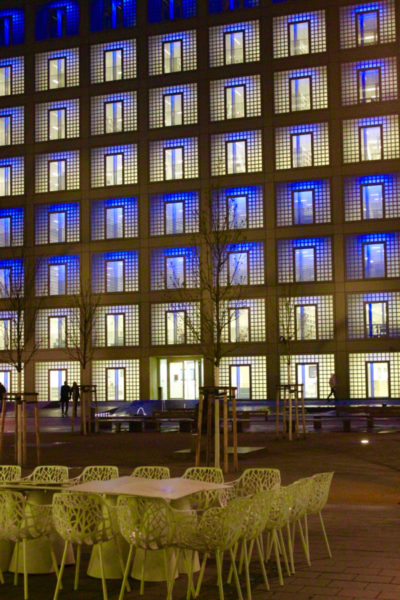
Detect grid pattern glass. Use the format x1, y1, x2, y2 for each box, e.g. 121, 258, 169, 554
342, 115, 399, 163
91, 0, 136, 30
274, 67, 328, 114
93, 304, 139, 347
149, 84, 197, 129
346, 233, 400, 279
0, 259, 23, 293
35, 308, 79, 349
340, 1, 396, 49
276, 179, 331, 227
149, 0, 196, 22
150, 246, 199, 290
35, 99, 79, 142
273, 11, 326, 59
210, 75, 261, 121
278, 295, 334, 340
35, 203, 80, 245
0, 56, 24, 95
91, 197, 138, 240
0, 310, 18, 347
149, 137, 198, 182
35, 48, 79, 91
275, 123, 329, 170
0, 9, 24, 45
35, 255, 80, 296
92, 359, 140, 401
91, 39, 137, 83
344, 173, 400, 221
0, 106, 24, 145
0, 157, 24, 196
35, 151, 80, 193
220, 242, 264, 286
219, 355, 267, 400
0, 207, 23, 246
151, 302, 201, 345
349, 352, 400, 398
35, 1, 80, 40
209, 20, 260, 68
35, 361, 80, 402
0, 364, 23, 395
209, 0, 259, 10
211, 130, 262, 176
220, 298, 266, 342
91, 251, 138, 293
277, 237, 333, 283
212, 185, 263, 230
280, 354, 334, 398
347, 292, 400, 339
91, 92, 137, 135
148, 30, 197, 76
341, 57, 397, 106
91, 145, 137, 187
150, 192, 199, 236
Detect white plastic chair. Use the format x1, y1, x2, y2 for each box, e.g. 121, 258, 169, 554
264, 486, 291, 586
286, 478, 313, 572
234, 468, 281, 495
20, 465, 69, 484
306, 472, 334, 559
182, 466, 224, 510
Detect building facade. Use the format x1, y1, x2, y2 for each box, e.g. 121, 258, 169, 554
0, 0, 399, 403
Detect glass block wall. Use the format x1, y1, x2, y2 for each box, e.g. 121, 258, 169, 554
35, 307, 80, 348
149, 192, 199, 236
149, 84, 197, 128
0, 208, 24, 246
35, 151, 80, 193
341, 57, 397, 106
91, 198, 138, 240
90, 145, 137, 187
275, 123, 330, 170
0, 157, 24, 196
91, 251, 139, 293
93, 304, 140, 347
219, 355, 267, 400
211, 130, 262, 176
349, 352, 400, 398
278, 295, 334, 340
220, 242, 265, 286
346, 233, 400, 279
35, 99, 79, 142
149, 137, 198, 182
35, 203, 80, 245
35, 255, 80, 296
210, 75, 261, 121
35, 48, 79, 91
220, 298, 266, 342
279, 354, 335, 398
342, 115, 399, 163
273, 10, 326, 58
35, 361, 80, 402
149, 30, 197, 76
276, 179, 331, 226
90, 39, 137, 83
339, 0, 395, 49
277, 237, 333, 283
91, 92, 137, 135
0, 106, 24, 145
92, 359, 140, 401
274, 67, 328, 114
151, 302, 201, 345
347, 292, 400, 339
209, 20, 260, 67
344, 173, 400, 221
212, 185, 264, 230
0, 56, 24, 95
150, 247, 199, 290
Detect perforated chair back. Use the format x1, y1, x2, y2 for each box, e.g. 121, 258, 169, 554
72, 465, 119, 484
0, 465, 21, 482
130, 466, 170, 479
236, 468, 281, 495
308, 472, 334, 514
25, 465, 69, 484
52, 492, 113, 545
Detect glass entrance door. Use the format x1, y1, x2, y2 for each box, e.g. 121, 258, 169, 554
166, 359, 201, 400
367, 361, 389, 398
49, 369, 67, 402
296, 363, 318, 399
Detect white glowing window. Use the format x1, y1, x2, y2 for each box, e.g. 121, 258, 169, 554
48, 58, 66, 89
107, 368, 125, 400
165, 201, 184, 234
224, 31, 244, 65
357, 11, 378, 47
106, 259, 124, 292
0, 115, 11, 145
291, 133, 312, 168
362, 184, 383, 219
164, 93, 182, 126
295, 247, 315, 282
164, 147, 183, 180
229, 307, 249, 342
360, 126, 381, 161
106, 313, 125, 346
49, 108, 66, 140
48, 160, 66, 192
105, 153, 123, 186
49, 263, 66, 295
293, 190, 314, 224
0, 66, 11, 96
0, 216, 11, 247
225, 85, 245, 119
105, 49, 123, 81
0, 267, 10, 297
290, 77, 311, 112
230, 364, 250, 399
49, 316, 66, 348
359, 68, 380, 103
166, 310, 185, 344
49, 211, 66, 243
166, 255, 184, 288
105, 101, 123, 133
163, 41, 182, 74
227, 140, 246, 174
0, 318, 10, 350
289, 21, 310, 56
297, 363, 318, 398
106, 206, 123, 238
367, 361, 389, 398
0, 166, 11, 196
228, 251, 248, 285
227, 195, 247, 229
49, 369, 67, 401
363, 242, 385, 278
295, 305, 317, 340
365, 301, 387, 338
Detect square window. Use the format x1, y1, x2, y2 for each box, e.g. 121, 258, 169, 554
0, 16, 12, 47
364, 301, 387, 338
362, 184, 384, 220
363, 242, 385, 278
48, 108, 66, 140
291, 133, 313, 168
0, 166, 11, 196
289, 21, 310, 56
107, 367, 125, 400
294, 247, 315, 282
164, 93, 183, 127
358, 68, 380, 103
0, 66, 11, 96
49, 316, 66, 348
290, 77, 311, 112
297, 363, 318, 398
165, 255, 185, 288
163, 40, 182, 74
105, 49, 123, 81
105, 206, 124, 239
49, 160, 66, 192
48, 58, 66, 89
230, 364, 251, 399
105, 101, 123, 133
225, 85, 245, 119
227, 195, 248, 229
228, 251, 248, 285
360, 125, 382, 161
106, 313, 125, 346
164, 147, 183, 180
49, 369, 67, 401
224, 31, 244, 65
166, 310, 185, 344
229, 307, 249, 342
226, 140, 246, 174
165, 201, 184, 234
0, 216, 11, 247
0, 318, 10, 350
0, 267, 10, 297
106, 259, 124, 292
49, 263, 66, 295
105, 154, 123, 186
295, 305, 317, 340
357, 10, 379, 47
366, 361, 389, 398
49, 211, 66, 243
293, 190, 314, 225
0, 115, 11, 146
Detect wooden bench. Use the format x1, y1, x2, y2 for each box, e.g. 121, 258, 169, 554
311, 407, 400, 431
153, 409, 196, 432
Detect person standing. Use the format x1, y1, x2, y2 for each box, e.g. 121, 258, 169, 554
60, 381, 71, 416
0, 381, 6, 403
71, 381, 80, 417
327, 373, 337, 401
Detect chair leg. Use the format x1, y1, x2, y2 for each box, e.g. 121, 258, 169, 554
119, 545, 133, 600
98, 542, 108, 600
14, 541, 19, 586
74, 544, 81, 591
0, 565, 4, 585
49, 544, 62, 587
278, 528, 291, 577
297, 520, 311, 567
243, 540, 252, 600
227, 541, 238, 584
163, 548, 172, 600
238, 540, 245, 575
22, 538, 28, 600
194, 552, 208, 598
319, 511, 332, 558
115, 535, 131, 593
53, 540, 68, 600
273, 530, 284, 586
139, 548, 147, 595
255, 536, 269, 591
215, 549, 224, 600
286, 522, 295, 574
228, 547, 243, 600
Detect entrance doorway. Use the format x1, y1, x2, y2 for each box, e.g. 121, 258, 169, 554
296, 363, 319, 399
159, 358, 202, 400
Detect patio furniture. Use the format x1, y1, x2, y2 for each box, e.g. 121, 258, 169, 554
20, 466, 69, 485
0, 465, 22, 482
286, 478, 313, 572
68, 465, 119, 485
264, 486, 291, 586
130, 466, 170, 479
233, 467, 281, 495
182, 466, 224, 509
306, 472, 334, 559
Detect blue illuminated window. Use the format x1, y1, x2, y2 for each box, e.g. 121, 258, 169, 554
106, 206, 123, 238
36, 2, 79, 41
164, 93, 183, 126
105, 154, 123, 186
363, 242, 385, 278
210, 0, 258, 13
365, 301, 387, 338
165, 201, 184, 234
49, 316, 66, 348
0, 267, 10, 297
227, 195, 247, 228
106, 313, 125, 346
106, 259, 124, 292
0, 116, 11, 146
367, 361, 389, 398
48, 6, 67, 38
362, 184, 383, 219
295, 247, 315, 282
225, 85, 245, 119
289, 21, 310, 56
357, 10, 378, 46
105, 101, 123, 133
107, 367, 125, 400
0, 10, 24, 46
224, 31, 244, 65
91, 0, 136, 31
49, 211, 66, 243
358, 67, 380, 103
291, 133, 312, 168
0, 66, 11, 96
0, 17, 11, 46
105, 49, 123, 81
360, 125, 381, 161
105, 0, 123, 28
163, 41, 182, 73
227, 140, 247, 173
164, 147, 183, 180
228, 251, 248, 285
0, 166, 11, 197
293, 190, 314, 224
0, 216, 11, 247
290, 77, 311, 112
49, 263, 66, 295
48, 160, 66, 192
149, 0, 196, 23
166, 255, 185, 288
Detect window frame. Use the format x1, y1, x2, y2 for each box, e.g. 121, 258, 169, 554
226, 194, 249, 229
0, 16, 12, 47
293, 245, 316, 283
48, 210, 67, 244
48, 368, 68, 402
357, 9, 380, 47
105, 311, 126, 347
163, 145, 184, 181
228, 249, 249, 285
289, 75, 312, 112
104, 152, 124, 187
296, 361, 319, 399
105, 204, 125, 239
165, 254, 186, 289
362, 240, 387, 279
106, 366, 126, 401
0, 64, 12, 96
0, 214, 12, 246
162, 92, 184, 127
291, 188, 315, 225
0, 113, 12, 146
288, 20, 310, 57
47, 56, 66, 90
224, 83, 247, 120
0, 266, 11, 297
48, 262, 67, 296
294, 303, 318, 341
47, 107, 66, 141
225, 138, 247, 174
47, 5, 67, 39
104, 99, 124, 134
228, 306, 250, 343
223, 29, 245, 66
357, 66, 381, 104
47, 158, 66, 192
0, 164, 12, 197
163, 200, 185, 235
105, 258, 125, 293
48, 314, 67, 349
103, 0, 124, 29
229, 363, 252, 400
360, 182, 385, 221
290, 131, 313, 169
0, 317, 11, 350
359, 124, 383, 162
365, 360, 390, 398
162, 39, 183, 74
165, 309, 186, 345
363, 299, 388, 338
103, 47, 124, 82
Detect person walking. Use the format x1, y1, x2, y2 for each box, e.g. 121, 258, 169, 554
0, 381, 6, 403
71, 381, 80, 417
60, 381, 71, 416
327, 373, 337, 401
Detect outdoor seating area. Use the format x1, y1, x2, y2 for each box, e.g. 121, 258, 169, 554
0, 464, 333, 600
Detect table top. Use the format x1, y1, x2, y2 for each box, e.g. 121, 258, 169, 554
0, 481, 65, 492
66, 476, 229, 500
